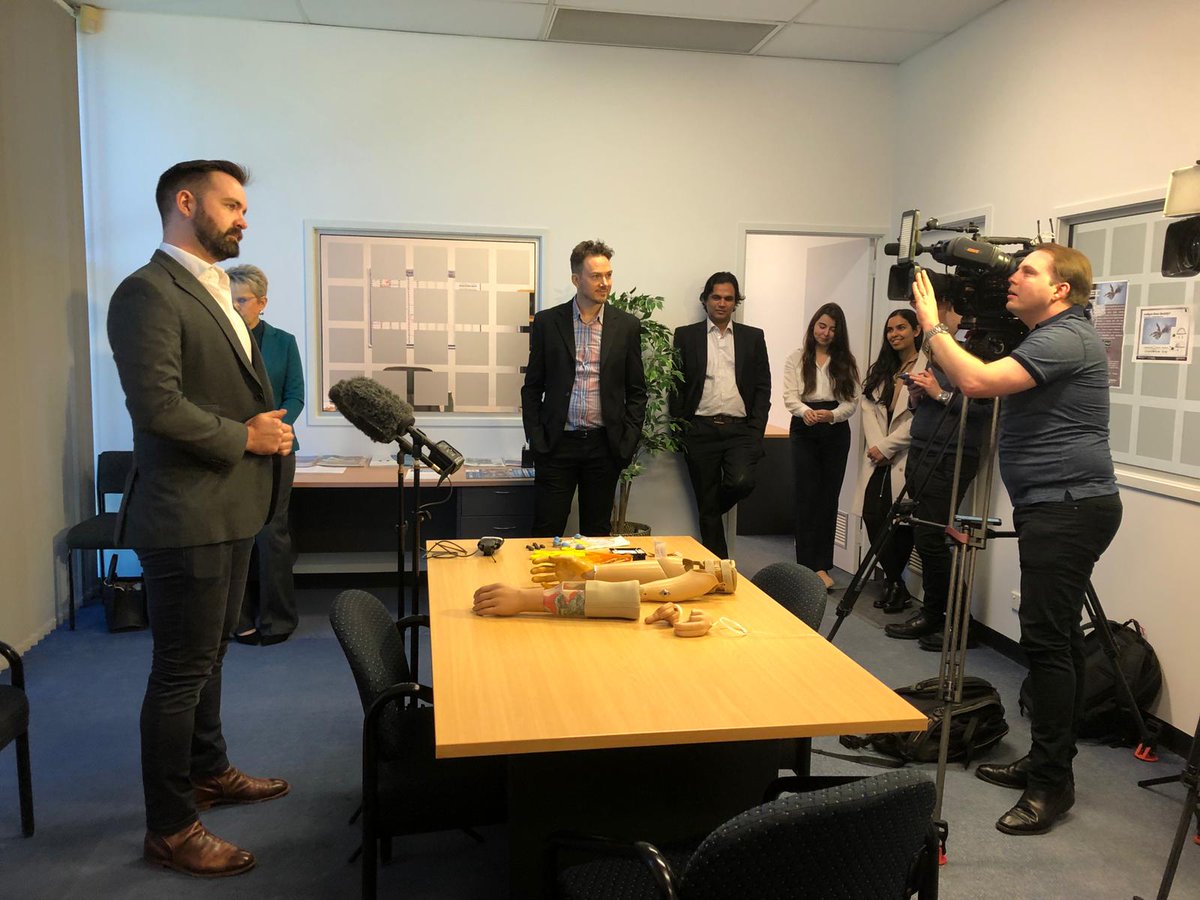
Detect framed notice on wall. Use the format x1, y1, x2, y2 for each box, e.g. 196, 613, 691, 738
311, 226, 541, 419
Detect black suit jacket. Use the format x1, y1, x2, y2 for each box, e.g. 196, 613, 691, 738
669, 320, 771, 435
107, 249, 276, 548
520, 299, 647, 466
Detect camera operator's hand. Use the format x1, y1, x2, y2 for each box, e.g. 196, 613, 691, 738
910, 267, 940, 333
906, 368, 938, 401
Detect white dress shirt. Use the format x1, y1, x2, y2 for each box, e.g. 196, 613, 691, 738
694, 320, 747, 418
158, 242, 252, 361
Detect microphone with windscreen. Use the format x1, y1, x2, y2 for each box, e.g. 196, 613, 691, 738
328, 377, 464, 477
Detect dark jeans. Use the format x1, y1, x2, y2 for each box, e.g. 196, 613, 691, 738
682, 417, 762, 558
861, 465, 914, 584
532, 430, 622, 537
790, 408, 850, 572
1014, 492, 1122, 790
906, 447, 980, 617
239, 451, 298, 639
137, 538, 253, 835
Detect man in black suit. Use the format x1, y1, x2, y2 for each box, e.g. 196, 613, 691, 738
108, 160, 293, 877
670, 272, 771, 558
521, 240, 647, 536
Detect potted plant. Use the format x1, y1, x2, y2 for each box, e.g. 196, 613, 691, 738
606, 288, 684, 534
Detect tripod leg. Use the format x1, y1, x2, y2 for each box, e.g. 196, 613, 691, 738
1082, 584, 1159, 760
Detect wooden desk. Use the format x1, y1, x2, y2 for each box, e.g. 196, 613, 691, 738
427, 534, 923, 759
426, 535, 923, 896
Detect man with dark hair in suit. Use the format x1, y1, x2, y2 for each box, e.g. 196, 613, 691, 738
670, 272, 771, 558
521, 240, 647, 536
108, 159, 293, 877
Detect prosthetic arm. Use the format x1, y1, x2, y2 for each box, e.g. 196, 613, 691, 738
529, 552, 737, 600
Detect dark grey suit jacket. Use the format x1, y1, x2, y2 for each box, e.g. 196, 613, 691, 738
520, 299, 647, 467
669, 320, 772, 435
107, 250, 276, 548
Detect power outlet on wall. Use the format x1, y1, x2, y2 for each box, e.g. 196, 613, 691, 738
1011, 590, 1021, 613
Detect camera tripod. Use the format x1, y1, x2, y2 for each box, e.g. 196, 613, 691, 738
1134, 714, 1200, 899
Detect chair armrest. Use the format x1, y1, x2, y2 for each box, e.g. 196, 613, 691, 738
364, 681, 425, 727
0, 640, 24, 690
545, 831, 679, 899
395, 614, 430, 635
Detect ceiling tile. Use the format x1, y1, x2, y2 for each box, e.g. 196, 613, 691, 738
758, 23, 942, 63
301, 0, 548, 40
89, 0, 309, 24
798, 0, 1004, 34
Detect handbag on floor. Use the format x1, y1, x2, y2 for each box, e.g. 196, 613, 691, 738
101, 556, 147, 632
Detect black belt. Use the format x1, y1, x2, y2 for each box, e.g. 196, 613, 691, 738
694, 415, 746, 426
563, 427, 604, 438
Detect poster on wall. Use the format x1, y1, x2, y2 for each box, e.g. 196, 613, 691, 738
1091, 280, 1127, 387
1135, 305, 1191, 363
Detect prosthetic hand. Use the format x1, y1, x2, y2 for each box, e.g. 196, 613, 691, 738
529, 552, 737, 597
473, 579, 641, 619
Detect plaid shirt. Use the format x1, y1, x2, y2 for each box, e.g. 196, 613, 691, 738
566, 298, 604, 430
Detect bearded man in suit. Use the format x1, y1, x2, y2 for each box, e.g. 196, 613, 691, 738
670, 272, 771, 558
108, 160, 293, 877
521, 240, 647, 537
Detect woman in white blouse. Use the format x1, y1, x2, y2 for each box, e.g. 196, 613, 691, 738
853, 308, 925, 613
783, 303, 860, 590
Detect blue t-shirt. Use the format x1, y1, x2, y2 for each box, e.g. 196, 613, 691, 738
999, 306, 1117, 507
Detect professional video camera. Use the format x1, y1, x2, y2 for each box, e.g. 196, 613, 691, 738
1162, 162, 1200, 278
884, 209, 1037, 360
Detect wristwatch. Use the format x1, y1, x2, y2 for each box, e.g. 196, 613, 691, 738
936, 389, 953, 405
923, 323, 952, 343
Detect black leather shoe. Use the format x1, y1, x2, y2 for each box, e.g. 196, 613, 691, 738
976, 755, 1032, 789
996, 782, 1075, 835
919, 627, 979, 651
260, 632, 291, 646
885, 610, 944, 640
873, 582, 895, 609
232, 630, 260, 646
880, 582, 912, 614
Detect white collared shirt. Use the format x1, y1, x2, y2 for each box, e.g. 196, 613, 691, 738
158, 242, 252, 360
694, 319, 747, 418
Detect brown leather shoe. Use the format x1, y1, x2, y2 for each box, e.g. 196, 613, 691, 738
144, 820, 255, 877
193, 766, 290, 810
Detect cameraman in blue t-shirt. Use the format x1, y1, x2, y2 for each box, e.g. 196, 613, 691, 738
910, 243, 1121, 837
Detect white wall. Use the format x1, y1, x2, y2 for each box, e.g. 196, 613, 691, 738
79, 12, 897, 539
894, 0, 1200, 730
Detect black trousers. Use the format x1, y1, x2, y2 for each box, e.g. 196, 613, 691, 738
239, 451, 298, 639
682, 417, 761, 558
790, 408, 850, 572
137, 538, 253, 835
532, 430, 622, 537
861, 464, 914, 584
1015, 493, 1122, 790
905, 447, 979, 618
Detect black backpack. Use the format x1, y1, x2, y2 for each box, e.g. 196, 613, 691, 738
836, 676, 1009, 767
1019, 618, 1162, 743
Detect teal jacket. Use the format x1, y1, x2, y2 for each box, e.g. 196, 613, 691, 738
257, 320, 305, 452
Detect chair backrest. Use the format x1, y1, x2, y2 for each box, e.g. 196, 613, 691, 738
750, 562, 827, 631
96, 451, 134, 513
329, 589, 413, 757
680, 770, 936, 900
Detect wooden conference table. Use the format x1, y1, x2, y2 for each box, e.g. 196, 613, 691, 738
426, 535, 925, 896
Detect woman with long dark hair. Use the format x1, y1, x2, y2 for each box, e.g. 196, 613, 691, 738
783, 302, 860, 590
854, 308, 924, 613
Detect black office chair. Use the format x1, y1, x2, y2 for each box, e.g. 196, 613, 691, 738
0, 639, 34, 836
328, 589, 507, 900
63, 450, 133, 630
551, 770, 939, 900
751, 561, 827, 632
751, 561, 829, 774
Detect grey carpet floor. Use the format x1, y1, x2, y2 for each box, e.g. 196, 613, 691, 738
0, 537, 1196, 898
